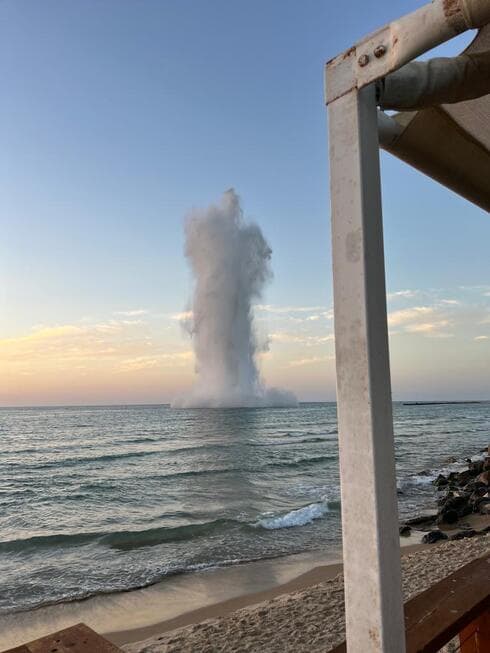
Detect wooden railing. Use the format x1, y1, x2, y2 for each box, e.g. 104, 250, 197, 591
328, 553, 490, 653
2, 623, 122, 653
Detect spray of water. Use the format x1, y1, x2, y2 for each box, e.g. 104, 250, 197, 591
172, 189, 297, 408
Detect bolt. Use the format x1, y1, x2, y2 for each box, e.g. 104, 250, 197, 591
358, 54, 369, 67
374, 45, 386, 58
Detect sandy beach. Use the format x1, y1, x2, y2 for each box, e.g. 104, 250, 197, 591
118, 533, 490, 653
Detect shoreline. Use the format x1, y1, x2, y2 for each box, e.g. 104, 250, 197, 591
1, 446, 487, 651
1, 540, 429, 650
107, 541, 430, 647
119, 535, 490, 653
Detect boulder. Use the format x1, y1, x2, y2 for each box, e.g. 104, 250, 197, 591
449, 529, 478, 541
422, 530, 448, 544
439, 494, 471, 516
469, 492, 488, 513
483, 457, 490, 471
437, 508, 458, 525
456, 470, 474, 486
465, 480, 487, 494
475, 471, 490, 486
437, 491, 453, 506
433, 474, 448, 487
399, 525, 411, 537
468, 460, 484, 476
405, 514, 437, 527
477, 498, 490, 515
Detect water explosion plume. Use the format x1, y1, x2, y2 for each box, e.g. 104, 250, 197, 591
173, 189, 297, 408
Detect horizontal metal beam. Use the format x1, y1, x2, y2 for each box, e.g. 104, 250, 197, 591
325, 0, 490, 105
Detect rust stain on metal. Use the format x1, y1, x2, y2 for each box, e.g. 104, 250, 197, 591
368, 627, 381, 646
326, 45, 355, 68
342, 46, 356, 60
443, 0, 462, 19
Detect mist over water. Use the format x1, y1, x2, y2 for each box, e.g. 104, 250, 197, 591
173, 189, 297, 408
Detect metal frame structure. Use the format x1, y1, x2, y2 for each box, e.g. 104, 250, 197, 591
325, 1, 490, 651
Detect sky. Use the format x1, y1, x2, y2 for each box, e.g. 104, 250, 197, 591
1, 0, 489, 406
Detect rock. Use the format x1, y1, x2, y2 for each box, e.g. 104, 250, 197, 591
449, 529, 478, 541
444, 456, 458, 464
468, 487, 488, 506
433, 474, 448, 487
439, 494, 470, 516
465, 480, 487, 494
477, 498, 490, 515
456, 469, 474, 486
437, 508, 458, 525
437, 490, 454, 506
405, 514, 437, 527
483, 456, 490, 471
399, 525, 411, 537
422, 530, 448, 544
475, 471, 490, 486
468, 460, 484, 475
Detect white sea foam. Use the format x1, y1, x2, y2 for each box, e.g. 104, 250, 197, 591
172, 189, 297, 408
257, 502, 329, 530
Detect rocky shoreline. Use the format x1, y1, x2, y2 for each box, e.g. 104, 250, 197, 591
400, 446, 490, 544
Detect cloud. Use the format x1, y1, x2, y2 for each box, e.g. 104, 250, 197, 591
0, 319, 192, 376
387, 289, 420, 300
114, 309, 148, 317
255, 304, 328, 314
388, 306, 454, 337
474, 335, 489, 341
288, 355, 334, 367
270, 332, 334, 346
169, 311, 193, 321
119, 351, 193, 372
388, 306, 435, 327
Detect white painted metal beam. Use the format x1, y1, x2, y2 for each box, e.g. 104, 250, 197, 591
325, 0, 490, 105
327, 82, 405, 652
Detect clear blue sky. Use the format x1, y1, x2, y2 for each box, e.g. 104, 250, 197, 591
1, 0, 489, 404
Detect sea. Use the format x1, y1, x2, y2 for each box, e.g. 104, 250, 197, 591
0, 402, 488, 618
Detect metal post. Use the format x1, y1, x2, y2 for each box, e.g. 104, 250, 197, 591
327, 82, 405, 652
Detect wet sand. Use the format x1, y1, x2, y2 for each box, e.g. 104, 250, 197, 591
0, 536, 426, 650
119, 535, 490, 653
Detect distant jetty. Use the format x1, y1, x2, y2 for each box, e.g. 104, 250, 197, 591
403, 401, 482, 406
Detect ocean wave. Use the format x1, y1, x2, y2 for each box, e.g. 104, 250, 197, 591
5, 449, 160, 471
256, 502, 330, 530
0, 518, 249, 554
101, 519, 244, 550
267, 455, 334, 470
250, 436, 330, 447
0, 501, 336, 555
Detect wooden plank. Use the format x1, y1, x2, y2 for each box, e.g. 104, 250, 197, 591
327, 553, 490, 653
404, 554, 490, 653
459, 611, 490, 653
2, 624, 123, 653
